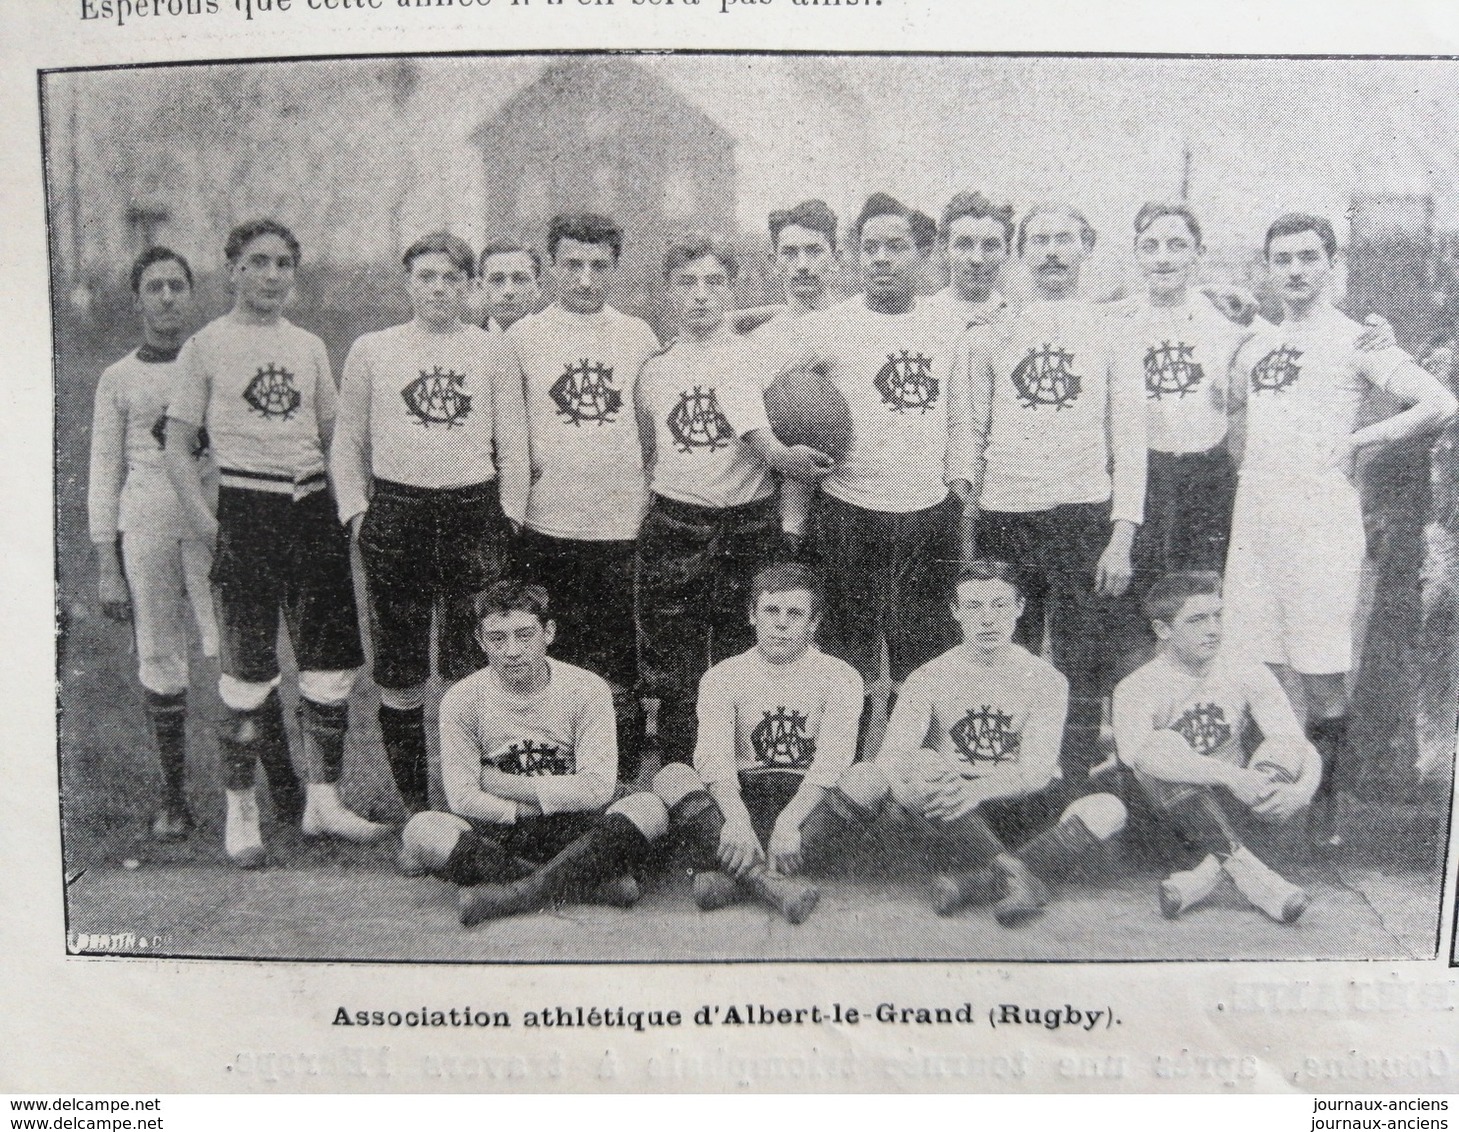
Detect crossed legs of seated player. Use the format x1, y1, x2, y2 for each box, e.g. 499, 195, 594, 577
213, 489, 388, 867
652, 763, 878, 923
399, 794, 667, 926
859, 755, 1126, 925
1142, 737, 1315, 924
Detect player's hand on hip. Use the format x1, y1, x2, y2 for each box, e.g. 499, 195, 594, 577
1354, 314, 1396, 352
767, 819, 804, 875
718, 817, 765, 878
782, 445, 835, 482
1095, 539, 1134, 597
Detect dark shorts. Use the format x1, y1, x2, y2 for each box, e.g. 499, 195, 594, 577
739, 770, 803, 844
359, 479, 509, 688
811, 492, 959, 685
635, 493, 781, 701
212, 486, 364, 682
1136, 444, 1237, 580
513, 527, 637, 691
467, 810, 597, 865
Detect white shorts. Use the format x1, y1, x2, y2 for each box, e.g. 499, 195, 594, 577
1222, 470, 1364, 676
121, 529, 219, 695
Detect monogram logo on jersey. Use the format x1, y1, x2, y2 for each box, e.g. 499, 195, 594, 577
749, 707, 817, 770
151, 415, 210, 458
1171, 703, 1232, 756
1250, 345, 1303, 394
1011, 344, 1081, 409
550, 359, 622, 426
243, 363, 301, 419
490, 740, 575, 777
1144, 340, 1205, 400
949, 706, 1020, 769
873, 350, 939, 413
401, 367, 472, 428
667, 386, 733, 452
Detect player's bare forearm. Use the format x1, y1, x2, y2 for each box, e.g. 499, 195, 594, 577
1350, 366, 1458, 453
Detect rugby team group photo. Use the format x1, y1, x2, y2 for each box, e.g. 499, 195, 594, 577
51, 55, 1459, 962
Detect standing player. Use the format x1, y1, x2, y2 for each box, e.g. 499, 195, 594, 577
398, 581, 668, 926
957, 203, 1147, 776
332, 232, 530, 815
479, 240, 542, 334
750, 199, 845, 547
925, 191, 1014, 336
864, 561, 1127, 924
775, 192, 975, 753
1114, 573, 1319, 923
88, 247, 219, 841
1224, 213, 1456, 845
652, 564, 870, 922
164, 219, 387, 867
635, 236, 832, 768
507, 213, 660, 783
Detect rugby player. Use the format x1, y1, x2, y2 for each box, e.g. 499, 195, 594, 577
88, 247, 219, 841
479, 240, 542, 334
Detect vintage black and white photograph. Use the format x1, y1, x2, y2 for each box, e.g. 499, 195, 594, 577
47, 51, 1459, 965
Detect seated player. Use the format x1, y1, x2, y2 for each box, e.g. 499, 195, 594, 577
397, 581, 668, 927
88, 247, 219, 840
1113, 572, 1320, 924
858, 560, 1128, 925
651, 563, 872, 924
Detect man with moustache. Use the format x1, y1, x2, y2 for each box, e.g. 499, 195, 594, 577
955, 203, 1146, 778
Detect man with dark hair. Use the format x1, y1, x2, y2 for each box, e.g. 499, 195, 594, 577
755, 199, 842, 333
164, 219, 386, 867
635, 237, 833, 768
844, 560, 1127, 925
1225, 212, 1456, 846
1114, 572, 1319, 923
956, 202, 1146, 779
89, 246, 217, 841
505, 212, 659, 783
652, 563, 870, 922
332, 232, 530, 814
768, 192, 975, 757
398, 581, 668, 926
926, 191, 1015, 334
478, 240, 542, 334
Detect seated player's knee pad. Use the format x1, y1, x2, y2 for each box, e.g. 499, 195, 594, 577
298, 668, 359, 708
379, 683, 427, 712
609, 792, 670, 841
1063, 793, 1127, 841
218, 674, 280, 713
837, 762, 890, 811
403, 811, 472, 866
653, 762, 706, 808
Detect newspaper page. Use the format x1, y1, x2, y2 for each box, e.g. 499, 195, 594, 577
2, 0, 1458, 1096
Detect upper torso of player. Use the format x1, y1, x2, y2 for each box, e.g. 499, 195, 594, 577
779, 296, 963, 513
637, 326, 775, 510
1113, 651, 1300, 769
332, 320, 510, 516
167, 313, 334, 491
507, 302, 660, 541
887, 643, 1068, 790
971, 297, 1143, 518
923, 286, 1010, 337
1105, 293, 1249, 454
693, 645, 863, 788
88, 345, 215, 541
1235, 303, 1410, 480
439, 658, 616, 806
